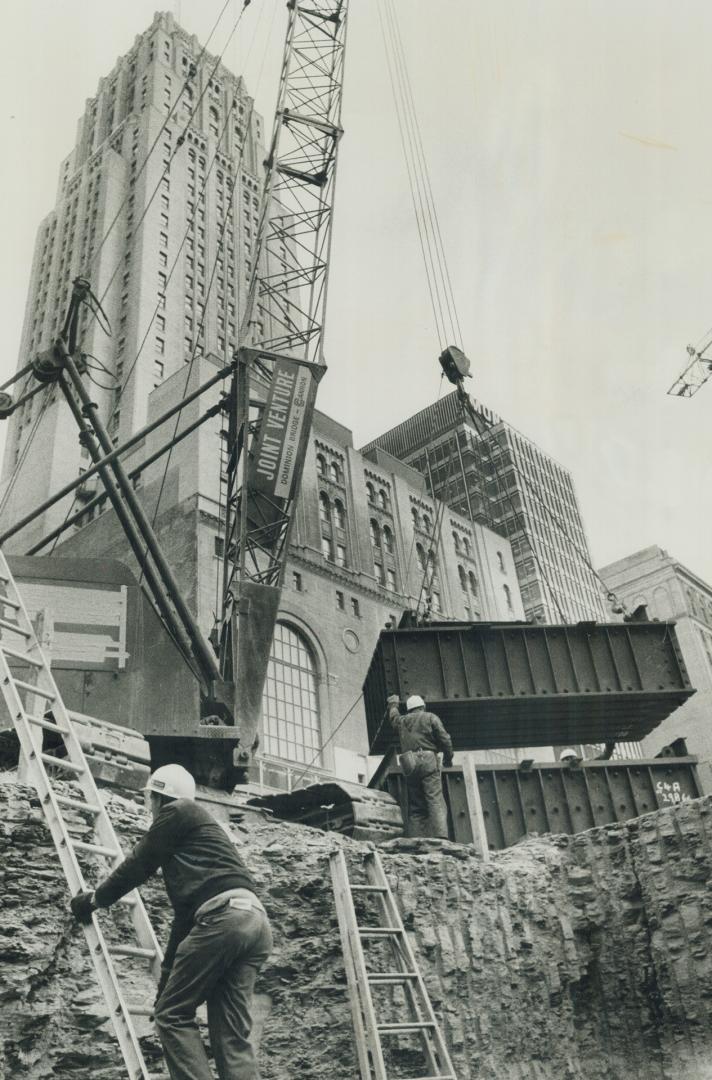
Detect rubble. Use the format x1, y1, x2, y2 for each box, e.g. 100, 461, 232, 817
2, 773, 712, 1078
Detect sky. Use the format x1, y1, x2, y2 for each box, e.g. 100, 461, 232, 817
1, 0, 711, 587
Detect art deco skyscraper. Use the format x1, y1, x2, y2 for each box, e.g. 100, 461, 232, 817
0, 11, 266, 552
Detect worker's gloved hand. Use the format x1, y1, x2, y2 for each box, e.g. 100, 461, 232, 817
442, 753, 454, 768
386, 694, 400, 706
70, 890, 97, 925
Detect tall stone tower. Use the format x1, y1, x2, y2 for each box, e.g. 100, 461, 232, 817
1, 11, 266, 551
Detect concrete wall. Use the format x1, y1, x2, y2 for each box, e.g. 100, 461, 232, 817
4, 774, 712, 1078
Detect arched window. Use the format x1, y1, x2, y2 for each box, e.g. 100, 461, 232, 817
366, 481, 375, 503
458, 565, 468, 591
462, 537, 471, 558
497, 550, 505, 572
382, 525, 394, 555
333, 499, 346, 531
416, 542, 427, 573
329, 461, 341, 483
378, 489, 388, 510
262, 622, 322, 765
316, 453, 326, 477
452, 532, 460, 554
319, 491, 330, 523
468, 571, 478, 595
503, 583, 513, 611
209, 105, 219, 137
369, 519, 381, 548
183, 85, 194, 114
411, 507, 420, 529
422, 514, 431, 534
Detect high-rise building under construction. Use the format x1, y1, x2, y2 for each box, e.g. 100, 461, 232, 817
363, 391, 608, 624
0, 11, 265, 553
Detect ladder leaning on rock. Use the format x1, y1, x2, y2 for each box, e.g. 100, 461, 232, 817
0, 549, 162, 1080
330, 847, 457, 1080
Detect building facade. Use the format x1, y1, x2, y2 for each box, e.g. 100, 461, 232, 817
363, 392, 608, 625
0, 13, 529, 789
599, 546, 712, 790
1, 11, 265, 552
44, 358, 525, 787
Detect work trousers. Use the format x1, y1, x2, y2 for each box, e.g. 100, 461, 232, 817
402, 750, 449, 838
154, 903, 273, 1080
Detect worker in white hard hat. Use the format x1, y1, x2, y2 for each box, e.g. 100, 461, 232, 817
69, 763, 272, 1080
385, 693, 453, 838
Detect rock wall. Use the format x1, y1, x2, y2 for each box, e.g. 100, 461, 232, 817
2, 773, 712, 1079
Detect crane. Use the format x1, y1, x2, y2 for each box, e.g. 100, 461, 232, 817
667, 340, 712, 397
0, 0, 348, 789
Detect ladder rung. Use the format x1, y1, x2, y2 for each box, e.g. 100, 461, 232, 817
39, 753, 84, 775
55, 793, 101, 814
27, 712, 69, 735
13, 679, 55, 700
128, 1004, 155, 1017
377, 1022, 436, 1033
359, 927, 402, 936
399, 1075, 456, 1079
73, 839, 121, 858
109, 944, 157, 960
0, 596, 21, 611
0, 616, 29, 636
3, 646, 43, 666
368, 971, 419, 983
351, 885, 388, 893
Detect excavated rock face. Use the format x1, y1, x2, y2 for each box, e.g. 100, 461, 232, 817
2, 773, 712, 1079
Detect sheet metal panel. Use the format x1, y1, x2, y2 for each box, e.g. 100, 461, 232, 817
364, 621, 694, 752
375, 757, 701, 850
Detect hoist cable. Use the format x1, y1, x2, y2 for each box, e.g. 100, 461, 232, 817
383, 0, 463, 347
375, 1, 447, 349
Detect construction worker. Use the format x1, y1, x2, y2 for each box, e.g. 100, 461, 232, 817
69, 763, 272, 1080
385, 694, 453, 838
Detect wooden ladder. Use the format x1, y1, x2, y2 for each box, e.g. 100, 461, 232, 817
0, 549, 163, 1079
330, 848, 456, 1080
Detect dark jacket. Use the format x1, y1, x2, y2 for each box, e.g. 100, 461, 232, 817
387, 704, 453, 757
94, 798, 257, 974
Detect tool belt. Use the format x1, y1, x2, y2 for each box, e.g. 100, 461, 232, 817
194, 887, 266, 922
398, 749, 438, 777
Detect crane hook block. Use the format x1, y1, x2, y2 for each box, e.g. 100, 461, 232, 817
0, 392, 14, 419
439, 345, 471, 385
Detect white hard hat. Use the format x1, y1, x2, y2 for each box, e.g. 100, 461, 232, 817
559, 748, 579, 762
406, 694, 425, 711
145, 764, 196, 801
